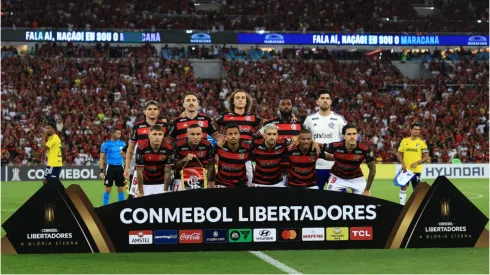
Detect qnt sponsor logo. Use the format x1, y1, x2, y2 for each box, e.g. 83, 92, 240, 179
179, 229, 203, 244
350, 227, 373, 240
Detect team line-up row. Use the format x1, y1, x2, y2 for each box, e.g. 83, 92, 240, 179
42, 90, 428, 206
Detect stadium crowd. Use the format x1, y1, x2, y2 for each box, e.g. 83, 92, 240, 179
1, 43, 488, 166
1, 0, 488, 33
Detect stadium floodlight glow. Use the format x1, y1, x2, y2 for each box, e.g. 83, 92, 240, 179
477, 20, 481, 23
258, 30, 265, 34
186, 30, 193, 34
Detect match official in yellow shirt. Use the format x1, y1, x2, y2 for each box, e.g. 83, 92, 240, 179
397, 123, 430, 205
43, 123, 63, 184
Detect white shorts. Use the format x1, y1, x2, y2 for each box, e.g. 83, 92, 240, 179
214, 185, 228, 188
251, 180, 286, 188
128, 170, 138, 196
143, 184, 164, 196
326, 173, 367, 195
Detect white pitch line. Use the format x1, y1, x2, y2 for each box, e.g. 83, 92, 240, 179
249, 251, 302, 274
463, 192, 484, 200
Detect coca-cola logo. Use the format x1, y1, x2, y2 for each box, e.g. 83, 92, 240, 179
179, 230, 203, 244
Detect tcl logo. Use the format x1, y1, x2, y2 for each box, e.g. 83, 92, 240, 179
179, 230, 203, 243
350, 227, 373, 240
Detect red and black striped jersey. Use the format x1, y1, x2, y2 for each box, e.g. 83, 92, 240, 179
214, 112, 262, 141
264, 117, 302, 139
263, 118, 302, 171
287, 144, 326, 187
252, 139, 288, 185
168, 113, 218, 139
174, 138, 215, 175
130, 119, 168, 147
216, 141, 252, 187
135, 140, 174, 185
326, 141, 375, 179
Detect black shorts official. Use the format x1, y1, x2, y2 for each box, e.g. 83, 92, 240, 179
104, 164, 125, 187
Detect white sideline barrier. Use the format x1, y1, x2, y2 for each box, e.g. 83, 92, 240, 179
395, 164, 489, 179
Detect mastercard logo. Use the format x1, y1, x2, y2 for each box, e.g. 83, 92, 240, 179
281, 230, 297, 240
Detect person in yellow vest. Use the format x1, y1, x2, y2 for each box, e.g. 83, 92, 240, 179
42, 123, 63, 184
396, 123, 430, 205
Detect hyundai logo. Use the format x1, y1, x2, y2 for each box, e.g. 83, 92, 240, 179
259, 230, 271, 236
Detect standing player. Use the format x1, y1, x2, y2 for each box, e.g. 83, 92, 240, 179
263, 98, 302, 181
124, 100, 168, 198
325, 124, 376, 196
168, 93, 221, 141
251, 124, 289, 187
173, 124, 216, 191
265, 98, 302, 139
42, 123, 62, 184
215, 124, 254, 188
287, 129, 326, 189
397, 123, 430, 205
99, 128, 126, 205
135, 125, 174, 197
303, 90, 346, 190
215, 89, 265, 143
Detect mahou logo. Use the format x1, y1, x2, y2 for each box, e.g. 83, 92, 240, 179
179, 230, 203, 244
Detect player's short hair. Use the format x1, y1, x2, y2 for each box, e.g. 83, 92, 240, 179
411, 123, 421, 129
187, 124, 201, 130
183, 92, 198, 101
150, 125, 164, 132
144, 100, 159, 109
46, 123, 56, 130
316, 89, 331, 100
225, 124, 240, 133
109, 127, 121, 134
299, 129, 312, 135
227, 89, 253, 113
342, 124, 357, 135
262, 123, 278, 134
279, 98, 292, 105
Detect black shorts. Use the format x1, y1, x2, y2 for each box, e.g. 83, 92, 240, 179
410, 173, 422, 189
104, 165, 125, 187
44, 166, 62, 181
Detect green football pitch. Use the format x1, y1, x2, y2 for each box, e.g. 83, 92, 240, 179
1, 179, 489, 274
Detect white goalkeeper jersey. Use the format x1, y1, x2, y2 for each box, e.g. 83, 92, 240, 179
303, 111, 347, 169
